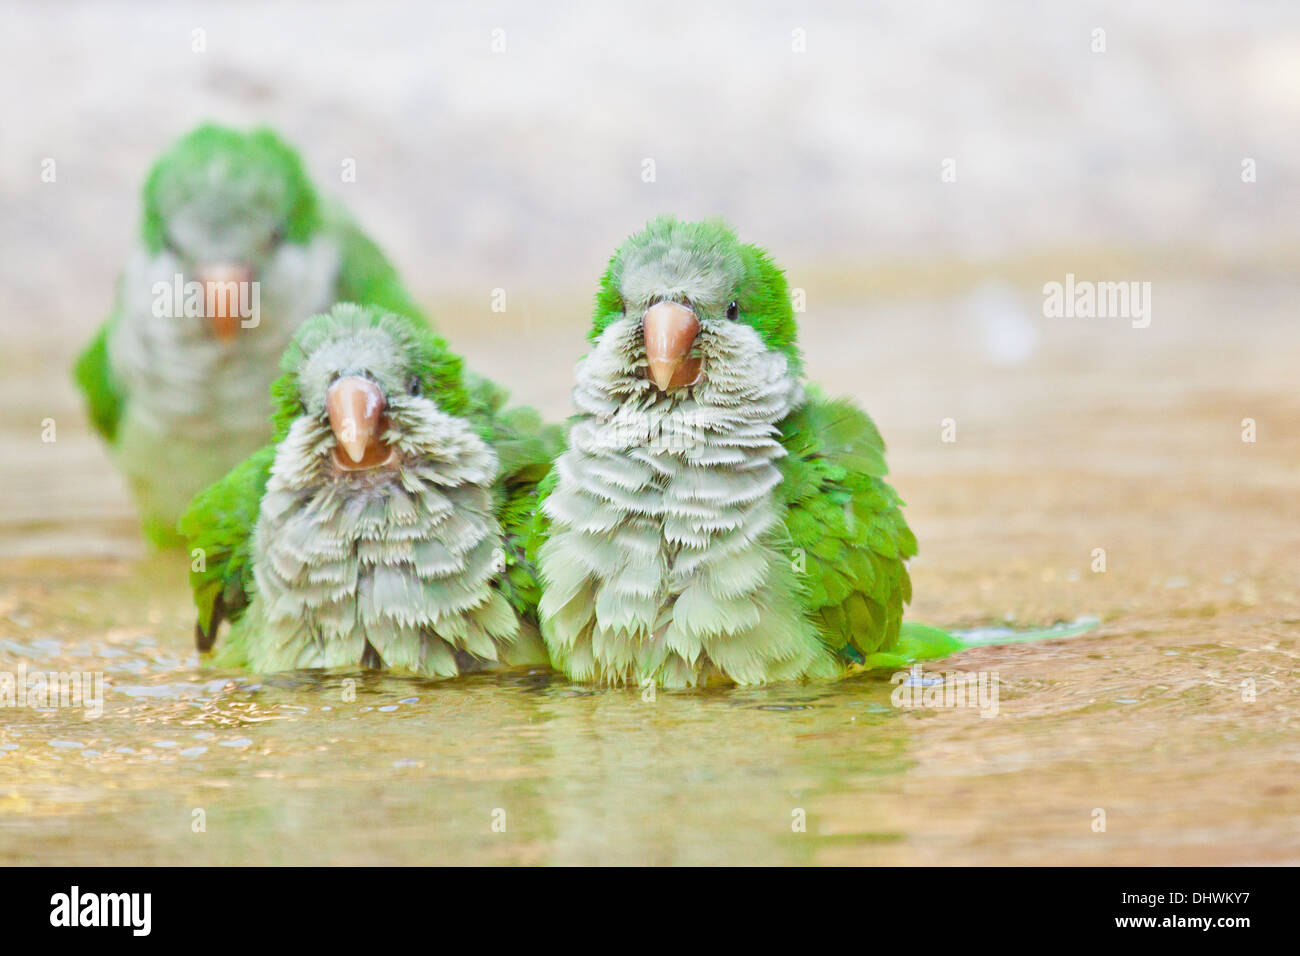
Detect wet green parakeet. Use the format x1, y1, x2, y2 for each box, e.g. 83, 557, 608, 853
533, 216, 949, 688
74, 124, 427, 546
178, 304, 558, 678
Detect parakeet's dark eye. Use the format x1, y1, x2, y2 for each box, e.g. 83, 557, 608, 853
726, 301, 739, 321
408, 375, 422, 397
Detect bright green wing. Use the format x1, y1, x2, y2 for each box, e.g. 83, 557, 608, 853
520, 463, 559, 604
177, 445, 276, 652
464, 375, 564, 625
73, 318, 125, 444
325, 203, 429, 325
777, 391, 917, 664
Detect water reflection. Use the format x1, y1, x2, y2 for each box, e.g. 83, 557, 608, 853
0, 555, 919, 864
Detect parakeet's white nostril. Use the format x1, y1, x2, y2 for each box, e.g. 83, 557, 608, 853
643, 301, 702, 391
195, 263, 254, 341
327, 377, 387, 465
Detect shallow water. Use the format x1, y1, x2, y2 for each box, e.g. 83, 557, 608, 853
1, 541, 1296, 866
0, 554, 917, 865
4, 276, 1300, 864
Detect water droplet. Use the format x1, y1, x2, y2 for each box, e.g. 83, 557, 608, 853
903, 674, 945, 688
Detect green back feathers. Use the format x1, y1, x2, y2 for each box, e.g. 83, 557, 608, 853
72, 321, 124, 443
591, 215, 801, 370
178, 444, 276, 646
462, 373, 562, 489
591, 254, 626, 340
483, 400, 564, 626
777, 392, 917, 664
734, 241, 799, 368
141, 124, 321, 253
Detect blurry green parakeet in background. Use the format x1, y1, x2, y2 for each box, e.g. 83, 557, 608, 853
534, 216, 950, 688
179, 304, 557, 677
73, 124, 426, 546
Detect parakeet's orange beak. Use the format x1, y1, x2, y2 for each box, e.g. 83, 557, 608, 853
195, 263, 254, 341
643, 301, 702, 392
326, 377, 393, 471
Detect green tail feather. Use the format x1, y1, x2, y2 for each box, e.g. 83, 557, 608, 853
855, 617, 1099, 671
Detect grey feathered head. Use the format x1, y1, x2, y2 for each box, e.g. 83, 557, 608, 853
269, 304, 486, 483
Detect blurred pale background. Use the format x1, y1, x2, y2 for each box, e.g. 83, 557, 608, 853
1, 1, 1298, 863
2, 1, 1297, 546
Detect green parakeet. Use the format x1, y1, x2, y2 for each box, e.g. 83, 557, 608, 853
73, 124, 426, 546
534, 216, 926, 688
178, 303, 557, 678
